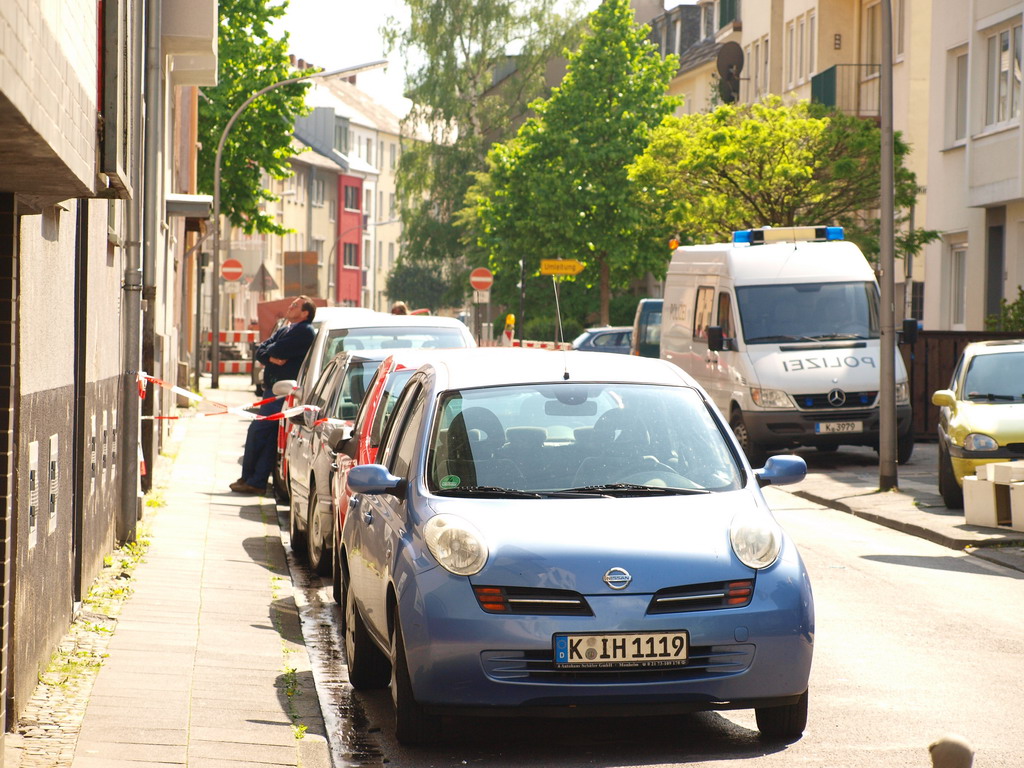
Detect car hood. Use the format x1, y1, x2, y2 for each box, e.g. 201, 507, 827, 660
951, 401, 1024, 445
426, 491, 767, 594
745, 342, 903, 392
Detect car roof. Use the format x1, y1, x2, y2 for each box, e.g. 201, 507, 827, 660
584, 326, 632, 333
963, 339, 1024, 356
413, 347, 700, 390
315, 311, 472, 332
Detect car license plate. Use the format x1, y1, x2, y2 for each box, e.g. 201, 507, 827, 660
816, 421, 862, 434
553, 630, 689, 669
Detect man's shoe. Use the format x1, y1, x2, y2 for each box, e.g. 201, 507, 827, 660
230, 481, 264, 495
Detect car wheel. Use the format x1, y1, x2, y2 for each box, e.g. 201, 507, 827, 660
332, 545, 344, 609
273, 464, 289, 505
897, 430, 915, 465
289, 494, 307, 556
938, 440, 964, 509
307, 487, 331, 577
391, 605, 442, 744
730, 409, 768, 467
343, 579, 390, 690
755, 689, 808, 741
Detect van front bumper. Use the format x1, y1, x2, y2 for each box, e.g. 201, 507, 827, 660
742, 404, 913, 451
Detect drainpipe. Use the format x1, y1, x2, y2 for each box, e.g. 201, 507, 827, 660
119, 0, 146, 544
140, 0, 163, 494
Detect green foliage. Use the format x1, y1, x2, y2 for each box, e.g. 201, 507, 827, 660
385, 0, 584, 305
986, 286, 1024, 331
384, 257, 459, 312
629, 96, 938, 263
197, 0, 310, 235
465, 0, 679, 328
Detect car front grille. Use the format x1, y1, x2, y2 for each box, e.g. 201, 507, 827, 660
474, 586, 593, 616
794, 391, 878, 410
647, 580, 754, 614
481, 644, 754, 683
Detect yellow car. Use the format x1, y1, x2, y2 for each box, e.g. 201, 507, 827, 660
931, 339, 1024, 508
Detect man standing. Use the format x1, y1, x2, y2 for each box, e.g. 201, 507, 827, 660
231, 296, 317, 494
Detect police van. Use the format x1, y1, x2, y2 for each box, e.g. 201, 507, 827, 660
660, 226, 916, 465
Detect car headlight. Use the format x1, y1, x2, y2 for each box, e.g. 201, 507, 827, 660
750, 387, 794, 409
424, 514, 488, 576
730, 511, 782, 570
964, 433, 999, 451
896, 380, 910, 405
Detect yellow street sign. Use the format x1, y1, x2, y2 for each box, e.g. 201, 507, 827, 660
540, 259, 584, 276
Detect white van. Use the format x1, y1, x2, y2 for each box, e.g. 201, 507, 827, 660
660, 226, 915, 465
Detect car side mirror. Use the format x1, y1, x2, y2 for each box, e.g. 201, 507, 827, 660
900, 318, 919, 345
707, 326, 725, 352
932, 390, 956, 408
272, 379, 297, 397
328, 425, 354, 453
347, 464, 406, 499
754, 455, 807, 488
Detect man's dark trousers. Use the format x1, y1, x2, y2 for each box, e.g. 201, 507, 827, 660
240, 393, 284, 490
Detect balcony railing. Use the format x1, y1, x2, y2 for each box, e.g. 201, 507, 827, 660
811, 64, 880, 119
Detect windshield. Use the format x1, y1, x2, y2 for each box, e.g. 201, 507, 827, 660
736, 281, 879, 344
426, 383, 743, 496
326, 326, 468, 360
327, 361, 379, 420
963, 352, 1024, 402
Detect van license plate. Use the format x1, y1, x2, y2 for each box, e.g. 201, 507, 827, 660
554, 630, 688, 669
816, 421, 862, 434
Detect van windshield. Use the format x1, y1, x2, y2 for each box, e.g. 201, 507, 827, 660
736, 281, 879, 344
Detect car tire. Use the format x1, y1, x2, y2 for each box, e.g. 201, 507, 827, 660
730, 409, 768, 467
307, 487, 331, 576
289, 494, 307, 557
391, 605, 442, 744
343, 580, 390, 690
897, 430, 914, 465
273, 464, 289, 505
938, 440, 964, 509
332, 545, 344, 609
755, 689, 808, 741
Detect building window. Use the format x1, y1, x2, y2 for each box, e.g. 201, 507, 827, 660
334, 119, 350, 154
954, 51, 968, 142
388, 242, 395, 269
864, 3, 880, 77
390, 143, 397, 170
808, 13, 816, 75
798, 18, 805, 82
344, 185, 360, 210
364, 189, 372, 219
986, 23, 1023, 127
364, 239, 371, 270
752, 41, 760, 97
294, 168, 306, 204
950, 244, 966, 327
328, 189, 336, 221
703, 3, 714, 39
344, 242, 359, 268
312, 177, 324, 207
763, 38, 770, 94
786, 23, 795, 85
894, 0, 905, 57
366, 138, 373, 164
389, 193, 396, 217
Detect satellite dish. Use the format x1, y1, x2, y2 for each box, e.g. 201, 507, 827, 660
716, 42, 744, 103
716, 42, 744, 80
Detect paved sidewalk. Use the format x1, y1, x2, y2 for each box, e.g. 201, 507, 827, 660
7, 375, 331, 768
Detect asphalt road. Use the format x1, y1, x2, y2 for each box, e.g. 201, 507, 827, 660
293, 442, 1024, 767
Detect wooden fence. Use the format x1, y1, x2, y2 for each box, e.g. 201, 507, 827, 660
900, 330, 1022, 441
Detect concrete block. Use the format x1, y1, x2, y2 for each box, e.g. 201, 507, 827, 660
963, 476, 1012, 527
991, 460, 1024, 484
1010, 483, 1024, 533
975, 463, 998, 481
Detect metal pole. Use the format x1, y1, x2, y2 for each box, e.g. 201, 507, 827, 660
210, 59, 387, 387
878, 0, 897, 490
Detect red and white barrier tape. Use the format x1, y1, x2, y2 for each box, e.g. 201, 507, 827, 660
135, 371, 298, 421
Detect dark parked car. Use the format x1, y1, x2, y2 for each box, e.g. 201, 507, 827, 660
571, 326, 632, 354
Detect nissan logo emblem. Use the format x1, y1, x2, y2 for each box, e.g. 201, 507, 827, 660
603, 567, 632, 590
827, 388, 847, 407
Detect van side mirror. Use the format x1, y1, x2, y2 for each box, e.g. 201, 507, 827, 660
900, 318, 919, 345
707, 326, 725, 352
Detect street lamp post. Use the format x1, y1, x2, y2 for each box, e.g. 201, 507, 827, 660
210, 59, 387, 387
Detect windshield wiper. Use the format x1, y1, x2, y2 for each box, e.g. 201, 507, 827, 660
434, 485, 544, 498
745, 334, 821, 343
967, 392, 1018, 402
806, 333, 867, 340
559, 483, 710, 496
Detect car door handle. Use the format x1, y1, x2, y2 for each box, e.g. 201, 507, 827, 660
362, 509, 373, 523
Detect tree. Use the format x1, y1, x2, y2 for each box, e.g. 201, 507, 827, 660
197, 0, 310, 236
384, 0, 583, 306
629, 96, 937, 262
466, 0, 679, 326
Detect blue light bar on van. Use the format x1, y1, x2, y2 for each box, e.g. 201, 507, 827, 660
732, 226, 845, 245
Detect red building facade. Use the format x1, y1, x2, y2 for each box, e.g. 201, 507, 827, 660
336, 174, 364, 305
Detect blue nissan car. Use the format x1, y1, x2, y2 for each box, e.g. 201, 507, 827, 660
339, 348, 813, 744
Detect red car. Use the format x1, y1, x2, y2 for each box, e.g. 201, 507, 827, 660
328, 350, 432, 603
